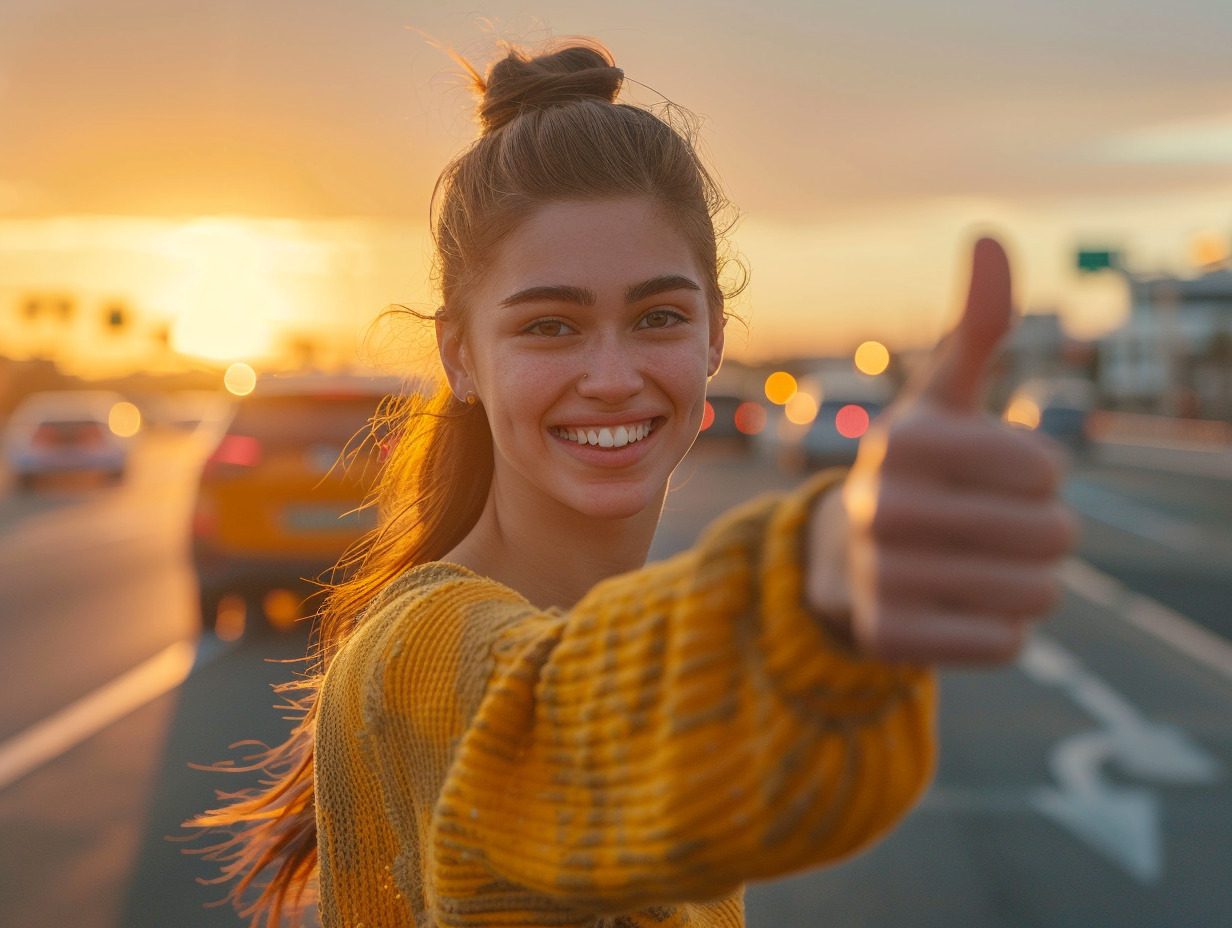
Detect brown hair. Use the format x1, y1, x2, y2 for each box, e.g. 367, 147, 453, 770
184, 36, 741, 927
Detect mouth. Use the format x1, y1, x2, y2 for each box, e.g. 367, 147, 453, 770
549, 417, 658, 449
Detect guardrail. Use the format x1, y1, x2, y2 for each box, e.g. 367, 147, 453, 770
1087, 411, 1232, 450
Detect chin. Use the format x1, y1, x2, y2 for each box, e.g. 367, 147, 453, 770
560, 484, 664, 522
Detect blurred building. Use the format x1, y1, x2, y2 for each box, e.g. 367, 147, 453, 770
991, 312, 1097, 412
1096, 267, 1232, 418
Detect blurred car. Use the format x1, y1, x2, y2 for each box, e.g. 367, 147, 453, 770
3, 390, 134, 489
697, 393, 766, 449
190, 374, 401, 637
799, 399, 884, 468
1003, 376, 1096, 454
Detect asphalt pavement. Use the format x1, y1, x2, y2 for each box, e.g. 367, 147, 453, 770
0, 431, 1229, 927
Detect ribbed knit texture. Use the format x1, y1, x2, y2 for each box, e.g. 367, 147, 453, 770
314, 471, 936, 927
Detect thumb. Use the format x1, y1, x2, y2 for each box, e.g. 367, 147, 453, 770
919, 236, 1014, 412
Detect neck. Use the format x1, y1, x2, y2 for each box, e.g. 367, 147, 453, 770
442, 478, 666, 611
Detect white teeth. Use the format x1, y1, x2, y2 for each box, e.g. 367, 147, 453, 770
553, 420, 654, 448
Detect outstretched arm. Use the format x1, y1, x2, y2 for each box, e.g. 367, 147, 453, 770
423, 472, 934, 924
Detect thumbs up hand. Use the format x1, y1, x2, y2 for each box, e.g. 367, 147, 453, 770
807, 237, 1077, 664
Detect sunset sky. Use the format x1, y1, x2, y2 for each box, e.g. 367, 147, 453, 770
1, 0, 1231, 375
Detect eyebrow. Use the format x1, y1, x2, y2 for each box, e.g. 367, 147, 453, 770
625, 274, 702, 304
498, 275, 702, 309
499, 284, 595, 308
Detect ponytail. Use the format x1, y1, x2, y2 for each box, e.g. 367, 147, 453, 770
184, 378, 493, 927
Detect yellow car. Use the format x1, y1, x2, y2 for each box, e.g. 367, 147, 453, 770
190, 373, 401, 638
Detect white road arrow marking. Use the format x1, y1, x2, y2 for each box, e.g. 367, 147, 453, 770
1017, 635, 1222, 883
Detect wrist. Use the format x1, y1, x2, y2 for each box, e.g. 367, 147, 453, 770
804, 481, 856, 649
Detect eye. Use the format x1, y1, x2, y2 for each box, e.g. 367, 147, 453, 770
638, 308, 687, 330
523, 318, 574, 337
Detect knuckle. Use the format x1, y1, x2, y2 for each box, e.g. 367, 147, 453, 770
1039, 502, 1078, 556
1027, 572, 1063, 615
985, 624, 1027, 664
880, 417, 933, 469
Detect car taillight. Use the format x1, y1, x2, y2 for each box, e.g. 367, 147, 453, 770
835, 404, 871, 439
32, 424, 58, 448
207, 434, 262, 468
192, 495, 218, 538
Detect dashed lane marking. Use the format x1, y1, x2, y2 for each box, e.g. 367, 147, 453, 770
0, 635, 232, 792
1060, 557, 1232, 684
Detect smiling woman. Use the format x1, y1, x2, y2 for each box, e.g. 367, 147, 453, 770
185, 35, 1072, 928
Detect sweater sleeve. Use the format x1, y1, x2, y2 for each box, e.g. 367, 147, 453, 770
427, 470, 936, 919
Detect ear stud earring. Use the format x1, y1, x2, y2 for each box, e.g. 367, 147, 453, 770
465, 391, 477, 405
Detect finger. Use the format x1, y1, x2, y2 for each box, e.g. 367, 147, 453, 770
870, 485, 1077, 559
873, 549, 1062, 618
853, 604, 1031, 664
879, 414, 1066, 498
917, 236, 1014, 412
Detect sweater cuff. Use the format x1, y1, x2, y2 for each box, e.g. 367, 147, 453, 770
760, 468, 931, 713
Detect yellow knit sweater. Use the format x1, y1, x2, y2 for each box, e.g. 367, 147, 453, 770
313, 471, 937, 928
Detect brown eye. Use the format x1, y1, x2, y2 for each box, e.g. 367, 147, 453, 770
639, 309, 685, 329
527, 319, 570, 337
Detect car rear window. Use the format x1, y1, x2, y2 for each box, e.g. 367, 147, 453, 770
226, 395, 387, 446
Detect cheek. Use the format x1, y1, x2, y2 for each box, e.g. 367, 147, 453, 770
654, 350, 710, 416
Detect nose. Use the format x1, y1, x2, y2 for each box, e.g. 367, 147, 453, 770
577, 338, 644, 403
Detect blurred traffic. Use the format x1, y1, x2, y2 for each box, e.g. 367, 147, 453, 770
3, 244, 1232, 928
190, 372, 400, 639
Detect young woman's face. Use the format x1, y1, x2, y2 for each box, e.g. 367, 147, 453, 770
443, 197, 723, 522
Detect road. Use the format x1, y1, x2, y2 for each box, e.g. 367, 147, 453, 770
0, 429, 1229, 927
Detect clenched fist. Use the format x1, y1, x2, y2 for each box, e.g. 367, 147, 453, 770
808, 237, 1077, 664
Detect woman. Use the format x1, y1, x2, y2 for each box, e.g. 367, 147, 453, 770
189, 38, 1074, 928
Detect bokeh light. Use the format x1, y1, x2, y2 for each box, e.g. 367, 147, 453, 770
1005, 396, 1042, 429
700, 400, 715, 431
214, 594, 247, 642
263, 589, 302, 631
107, 401, 142, 437
734, 401, 767, 435
835, 404, 871, 439
784, 391, 819, 425
854, 341, 891, 376
764, 371, 798, 405
224, 362, 257, 396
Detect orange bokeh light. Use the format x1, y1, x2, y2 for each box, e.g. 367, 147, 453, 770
764, 371, 798, 405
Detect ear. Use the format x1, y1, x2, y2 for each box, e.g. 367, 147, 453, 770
706, 312, 726, 379
435, 313, 475, 400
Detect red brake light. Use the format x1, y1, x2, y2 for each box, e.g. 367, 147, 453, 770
734, 401, 766, 435
835, 404, 870, 439
192, 496, 218, 537
207, 434, 262, 468
700, 401, 715, 431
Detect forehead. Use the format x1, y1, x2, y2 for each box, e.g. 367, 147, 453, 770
482, 197, 702, 297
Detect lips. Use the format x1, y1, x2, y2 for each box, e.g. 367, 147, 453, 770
549, 418, 656, 449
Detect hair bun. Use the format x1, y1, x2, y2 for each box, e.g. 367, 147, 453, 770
479, 42, 623, 133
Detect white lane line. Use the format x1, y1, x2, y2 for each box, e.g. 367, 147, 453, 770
1059, 557, 1232, 685
0, 639, 213, 792
1063, 479, 1213, 554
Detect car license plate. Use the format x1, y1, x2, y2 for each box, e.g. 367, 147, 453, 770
283, 505, 375, 533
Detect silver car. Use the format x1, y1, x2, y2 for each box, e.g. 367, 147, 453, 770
3, 390, 133, 489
